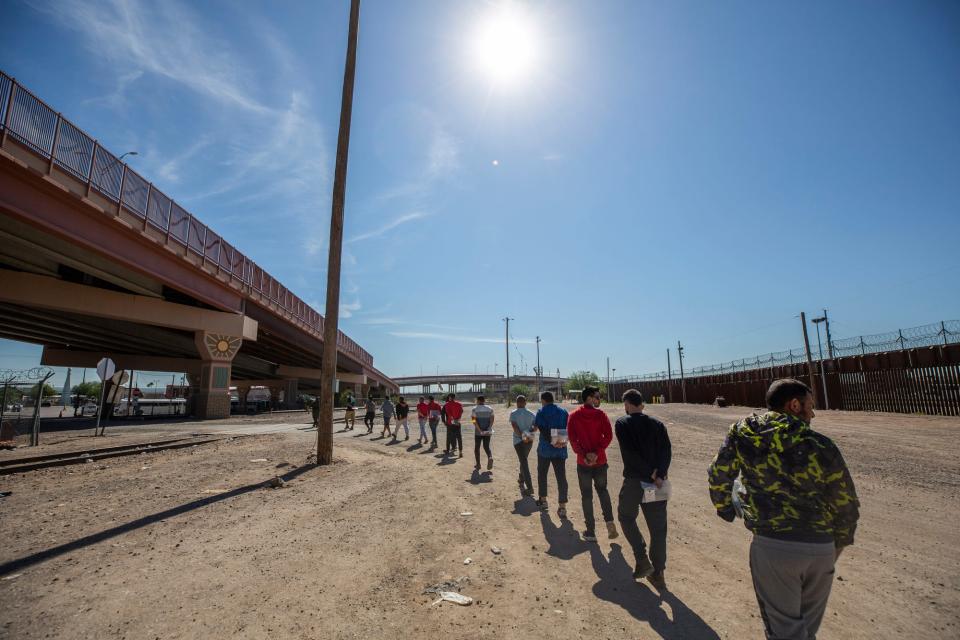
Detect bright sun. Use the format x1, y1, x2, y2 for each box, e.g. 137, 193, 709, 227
469, 3, 540, 87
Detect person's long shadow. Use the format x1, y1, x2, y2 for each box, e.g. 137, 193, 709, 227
539, 510, 588, 560
406, 443, 423, 453
418, 445, 437, 455
589, 543, 720, 639
467, 469, 492, 484
511, 497, 539, 517
0, 464, 319, 576
437, 455, 458, 466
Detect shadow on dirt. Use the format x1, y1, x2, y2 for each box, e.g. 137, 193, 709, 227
467, 469, 493, 484
511, 497, 540, 517
539, 510, 588, 560
589, 543, 720, 639
0, 464, 320, 576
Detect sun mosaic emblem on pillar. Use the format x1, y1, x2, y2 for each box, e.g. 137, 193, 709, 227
204, 334, 242, 360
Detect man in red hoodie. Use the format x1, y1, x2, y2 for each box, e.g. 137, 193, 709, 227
443, 393, 464, 458
567, 385, 618, 542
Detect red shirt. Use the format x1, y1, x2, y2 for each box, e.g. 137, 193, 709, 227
443, 400, 464, 422
567, 404, 613, 467
427, 401, 442, 418
417, 402, 430, 418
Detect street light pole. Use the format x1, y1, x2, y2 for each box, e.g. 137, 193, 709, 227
800, 312, 819, 408
812, 315, 830, 410
317, 0, 361, 466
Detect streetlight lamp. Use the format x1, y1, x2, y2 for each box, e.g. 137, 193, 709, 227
96, 150, 138, 188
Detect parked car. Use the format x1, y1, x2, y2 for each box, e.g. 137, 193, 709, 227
81, 402, 98, 417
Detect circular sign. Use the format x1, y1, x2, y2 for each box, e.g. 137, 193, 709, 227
96, 357, 116, 381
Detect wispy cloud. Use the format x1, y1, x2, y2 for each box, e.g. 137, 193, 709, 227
82, 69, 143, 109
340, 300, 361, 319
34, 0, 331, 255
347, 212, 429, 244
427, 129, 460, 177
389, 331, 537, 344
36, 0, 271, 114
155, 136, 212, 184
362, 318, 464, 331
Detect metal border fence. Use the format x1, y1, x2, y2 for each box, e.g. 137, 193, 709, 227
615, 320, 960, 383
609, 321, 960, 415
0, 71, 372, 367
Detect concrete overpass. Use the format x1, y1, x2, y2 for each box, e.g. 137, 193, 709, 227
392, 374, 569, 398
0, 71, 396, 418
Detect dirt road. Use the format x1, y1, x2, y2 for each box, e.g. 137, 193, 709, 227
1, 403, 957, 639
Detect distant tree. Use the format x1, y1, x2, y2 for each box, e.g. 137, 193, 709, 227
563, 370, 607, 399
509, 383, 531, 399
1, 387, 23, 405
31, 382, 57, 399
72, 381, 102, 400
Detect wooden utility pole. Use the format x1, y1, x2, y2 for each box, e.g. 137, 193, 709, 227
666, 348, 672, 403
535, 336, 541, 395
503, 317, 513, 404
677, 341, 686, 403
317, 0, 361, 466
606, 356, 610, 401
823, 308, 834, 359
800, 312, 819, 407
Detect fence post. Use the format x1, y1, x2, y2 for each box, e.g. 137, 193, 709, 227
116, 162, 127, 214
1, 79, 16, 148
47, 113, 62, 174
860, 336, 866, 356
86, 141, 100, 198
941, 321, 948, 346
143, 183, 152, 231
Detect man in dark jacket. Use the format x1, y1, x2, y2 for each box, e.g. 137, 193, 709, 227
709, 378, 860, 640
615, 389, 672, 588
567, 385, 617, 542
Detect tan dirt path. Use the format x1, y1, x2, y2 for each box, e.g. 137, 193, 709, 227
0, 403, 957, 639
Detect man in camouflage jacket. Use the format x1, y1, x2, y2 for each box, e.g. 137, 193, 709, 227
708, 378, 859, 640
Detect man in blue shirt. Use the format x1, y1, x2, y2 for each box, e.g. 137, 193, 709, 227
533, 391, 569, 518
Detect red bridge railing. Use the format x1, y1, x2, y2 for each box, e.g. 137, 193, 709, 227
0, 71, 372, 367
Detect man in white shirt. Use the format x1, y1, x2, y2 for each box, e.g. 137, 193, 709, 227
470, 395, 496, 471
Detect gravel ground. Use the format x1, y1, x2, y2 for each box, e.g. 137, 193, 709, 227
1, 402, 957, 639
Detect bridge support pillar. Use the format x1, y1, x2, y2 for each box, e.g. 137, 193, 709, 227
193, 331, 242, 419
235, 382, 251, 414
283, 379, 299, 409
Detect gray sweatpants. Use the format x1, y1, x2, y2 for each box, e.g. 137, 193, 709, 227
750, 535, 836, 640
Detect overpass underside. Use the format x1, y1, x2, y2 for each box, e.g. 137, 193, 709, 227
0, 78, 395, 417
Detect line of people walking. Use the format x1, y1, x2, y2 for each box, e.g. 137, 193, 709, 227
337, 377, 859, 640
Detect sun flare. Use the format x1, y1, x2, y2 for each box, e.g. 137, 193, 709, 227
468, 3, 540, 87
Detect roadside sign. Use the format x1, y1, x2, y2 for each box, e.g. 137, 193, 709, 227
96, 357, 116, 381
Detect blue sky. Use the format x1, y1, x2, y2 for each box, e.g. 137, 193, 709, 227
2, 0, 959, 388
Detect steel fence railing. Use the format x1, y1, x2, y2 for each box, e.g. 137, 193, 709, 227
0, 70, 373, 367
613, 320, 960, 383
